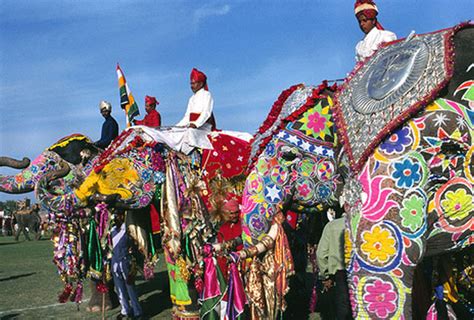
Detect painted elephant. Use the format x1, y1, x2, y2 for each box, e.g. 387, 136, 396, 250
337, 24, 474, 319
239, 24, 473, 319
34, 127, 249, 318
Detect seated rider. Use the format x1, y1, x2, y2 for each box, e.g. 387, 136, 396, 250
176, 68, 217, 131
94, 100, 119, 149
354, 0, 397, 62
133, 95, 161, 127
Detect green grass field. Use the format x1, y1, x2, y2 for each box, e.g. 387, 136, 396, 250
0, 235, 172, 319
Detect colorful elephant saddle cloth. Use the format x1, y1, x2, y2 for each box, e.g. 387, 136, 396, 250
334, 25, 459, 173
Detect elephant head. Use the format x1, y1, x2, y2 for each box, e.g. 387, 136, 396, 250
0, 134, 98, 195
240, 82, 344, 251
36, 130, 164, 213
237, 82, 346, 317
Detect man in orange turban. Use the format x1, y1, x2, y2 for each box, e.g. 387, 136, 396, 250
354, 0, 397, 62
133, 95, 161, 127
176, 68, 216, 130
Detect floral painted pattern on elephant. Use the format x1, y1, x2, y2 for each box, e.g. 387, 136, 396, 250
346, 89, 474, 318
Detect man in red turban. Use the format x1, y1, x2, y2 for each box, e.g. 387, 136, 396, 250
176, 68, 216, 130
133, 95, 161, 127
354, 0, 396, 62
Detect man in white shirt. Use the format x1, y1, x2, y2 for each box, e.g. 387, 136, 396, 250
176, 68, 217, 131
111, 211, 143, 319
354, 0, 397, 62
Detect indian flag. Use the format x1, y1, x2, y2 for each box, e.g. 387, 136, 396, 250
116, 64, 140, 127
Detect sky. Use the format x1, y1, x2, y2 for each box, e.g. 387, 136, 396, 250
0, 0, 472, 201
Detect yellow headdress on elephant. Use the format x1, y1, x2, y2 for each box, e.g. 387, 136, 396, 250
75, 158, 139, 203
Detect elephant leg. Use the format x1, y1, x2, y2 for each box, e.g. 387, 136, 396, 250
16, 225, 31, 241
24, 227, 31, 241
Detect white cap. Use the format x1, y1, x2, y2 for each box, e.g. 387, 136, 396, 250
99, 100, 112, 111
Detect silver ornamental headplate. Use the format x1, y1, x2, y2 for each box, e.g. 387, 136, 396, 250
352, 38, 430, 114
334, 27, 454, 172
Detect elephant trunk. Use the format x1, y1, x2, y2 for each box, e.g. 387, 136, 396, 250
42, 160, 71, 182
238, 223, 278, 259
0, 175, 35, 194
0, 157, 35, 194
0, 156, 31, 169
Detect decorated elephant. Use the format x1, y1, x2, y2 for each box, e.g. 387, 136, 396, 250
336, 23, 474, 319
239, 23, 473, 319
0, 134, 118, 308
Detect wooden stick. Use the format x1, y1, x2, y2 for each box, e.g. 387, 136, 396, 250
102, 292, 105, 320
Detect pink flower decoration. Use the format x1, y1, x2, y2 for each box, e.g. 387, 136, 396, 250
364, 279, 397, 318
250, 179, 260, 190
297, 183, 311, 198
307, 112, 326, 133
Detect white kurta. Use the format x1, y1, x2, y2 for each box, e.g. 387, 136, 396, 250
176, 88, 214, 130
356, 27, 397, 62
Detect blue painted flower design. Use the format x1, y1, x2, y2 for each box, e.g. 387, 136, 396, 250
141, 170, 151, 181
392, 159, 421, 188
153, 171, 165, 184
265, 142, 276, 157
380, 127, 412, 154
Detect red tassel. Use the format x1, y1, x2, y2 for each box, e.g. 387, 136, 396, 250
143, 261, 154, 280
309, 286, 318, 313
58, 283, 73, 303
96, 281, 109, 294
72, 282, 83, 304
194, 276, 204, 295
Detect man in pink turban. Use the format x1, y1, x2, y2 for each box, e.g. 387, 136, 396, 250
133, 95, 161, 127
176, 68, 216, 130
354, 0, 397, 62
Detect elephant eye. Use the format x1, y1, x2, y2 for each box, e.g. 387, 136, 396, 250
281, 150, 298, 161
